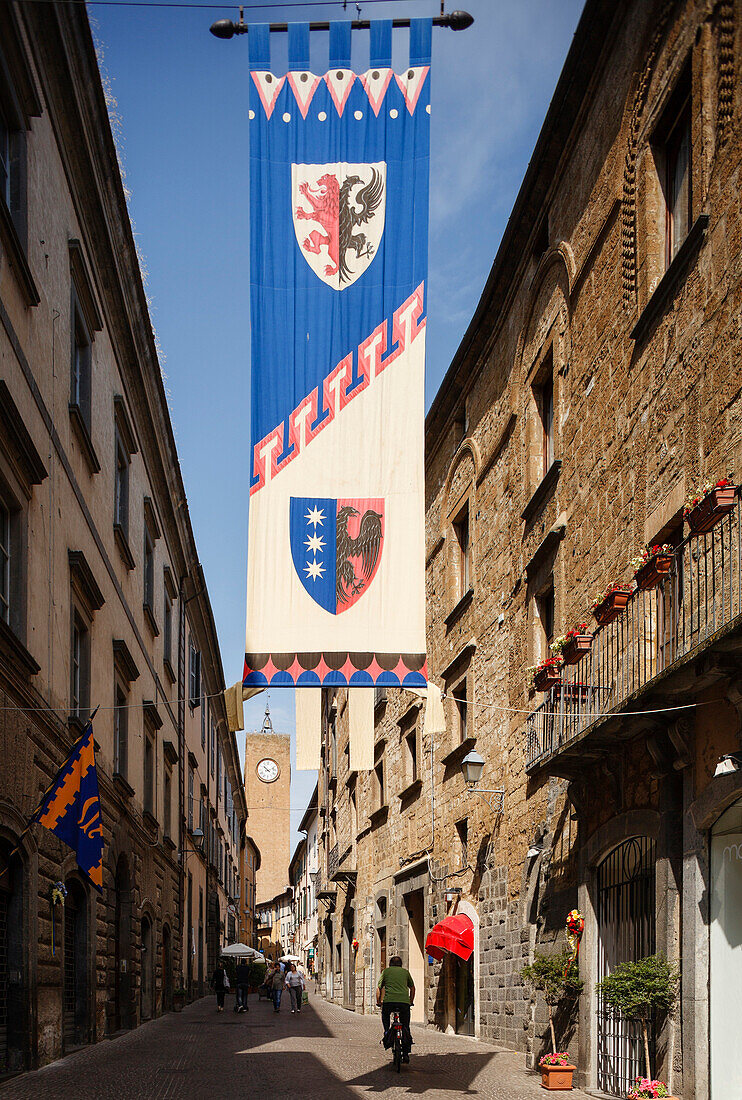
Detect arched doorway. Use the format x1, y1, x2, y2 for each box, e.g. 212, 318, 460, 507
710, 798, 742, 1100
63, 878, 89, 1049
596, 836, 655, 1096
0, 841, 25, 1076
114, 856, 132, 1030
140, 915, 154, 1021
161, 924, 172, 1013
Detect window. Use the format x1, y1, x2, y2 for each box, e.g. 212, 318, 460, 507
453, 677, 468, 743
164, 766, 172, 838
210, 717, 216, 777
70, 292, 92, 431
406, 725, 418, 784
0, 496, 10, 624
189, 641, 201, 709
537, 583, 555, 656
201, 698, 206, 750
374, 749, 385, 809
453, 501, 470, 599
0, 70, 26, 243
163, 580, 173, 668
535, 352, 554, 478
143, 523, 155, 616
144, 728, 154, 816
114, 681, 128, 778
114, 428, 129, 535
188, 767, 194, 831
456, 818, 468, 869
217, 746, 222, 801
70, 611, 90, 723
663, 88, 691, 266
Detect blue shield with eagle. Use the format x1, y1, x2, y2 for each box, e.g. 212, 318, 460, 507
290, 496, 384, 615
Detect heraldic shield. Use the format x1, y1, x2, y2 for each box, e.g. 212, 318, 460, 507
290, 496, 384, 614
292, 163, 387, 290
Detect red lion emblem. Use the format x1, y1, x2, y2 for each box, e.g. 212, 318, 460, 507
295, 173, 340, 277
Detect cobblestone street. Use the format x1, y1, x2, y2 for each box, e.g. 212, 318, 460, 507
3, 992, 591, 1099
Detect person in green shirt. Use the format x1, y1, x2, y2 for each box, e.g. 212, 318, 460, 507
376, 956, 415, 1061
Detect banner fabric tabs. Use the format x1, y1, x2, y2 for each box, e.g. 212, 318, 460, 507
295, 687, 322, 770
244, 19, 431, 690
349, 687, 375, 771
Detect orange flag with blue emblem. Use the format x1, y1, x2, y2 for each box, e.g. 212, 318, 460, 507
33, 721, 104, 891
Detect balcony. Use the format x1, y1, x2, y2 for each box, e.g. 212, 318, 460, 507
327, 843, 339, 880
527, 500, 742, 773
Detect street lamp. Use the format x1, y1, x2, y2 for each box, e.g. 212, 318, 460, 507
714, 752, 742, 777
180, 828, 204, 860
460, 750, 504, 815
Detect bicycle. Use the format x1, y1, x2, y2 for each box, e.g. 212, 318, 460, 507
390, 1009, 404, 1073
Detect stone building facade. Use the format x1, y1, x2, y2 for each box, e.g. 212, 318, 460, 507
313, 2, 742, 1097
240, 834, 261, 948
0, 0, 245, 1075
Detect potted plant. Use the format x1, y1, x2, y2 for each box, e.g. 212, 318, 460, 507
685, 476, 737, 534
522, 951, 583, 1090
627, 1078, 676, 1099
630, 545, 674, 591
173, 986, 186, 1011
553, 625, 592, 666
529, 657, 563, 693
596, 954, 679, 1096
592, 582, 634, 626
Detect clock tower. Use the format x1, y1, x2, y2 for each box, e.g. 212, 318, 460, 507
244, 704, 291, 905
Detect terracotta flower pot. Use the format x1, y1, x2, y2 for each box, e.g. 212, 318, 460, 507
593, 586, 633, 626
561, 634, 592, 665
534, 667, 562, 692
634, 554, 673, 591
540, 1062, 575, 1090
686, 486, 737, 534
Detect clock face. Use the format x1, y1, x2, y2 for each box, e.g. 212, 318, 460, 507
257, 758, 280, 784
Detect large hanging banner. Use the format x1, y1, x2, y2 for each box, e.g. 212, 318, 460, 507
244, 19, 431, 689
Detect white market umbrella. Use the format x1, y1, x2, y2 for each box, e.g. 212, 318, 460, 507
279, 954, 301, 962
221, 943, 264, 959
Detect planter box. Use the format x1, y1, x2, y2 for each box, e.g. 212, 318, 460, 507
534, 668, 562, 692
686, 486, 737, 534
593, 586, 633, 626
540, 1063, 575, 1090
561, 634, 592, 665
634, 554, 673, 591
562, 684, 591, 703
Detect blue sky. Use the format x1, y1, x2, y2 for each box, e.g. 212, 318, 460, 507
90, 0, 584, 843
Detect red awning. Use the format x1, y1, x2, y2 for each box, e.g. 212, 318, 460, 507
425, 913, 474, 962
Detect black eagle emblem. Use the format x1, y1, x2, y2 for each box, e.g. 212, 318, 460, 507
339, 168, 385, 284
336, 506, 383, 605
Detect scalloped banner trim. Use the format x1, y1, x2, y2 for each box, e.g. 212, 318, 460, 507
249, 67, 430, 119
244, 651, 428, 689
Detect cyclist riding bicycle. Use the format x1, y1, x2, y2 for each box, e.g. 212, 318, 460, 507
376, 955, 414, 1063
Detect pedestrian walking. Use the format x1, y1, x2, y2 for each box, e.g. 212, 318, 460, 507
235, 960, 250, 1013
270, 963, 285, 1012
211, 963, 228, 1012
285, 963, 304, 1013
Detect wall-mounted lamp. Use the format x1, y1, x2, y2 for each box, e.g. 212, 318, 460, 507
526, 845, 544, 860
461, 750, 505, 814
714, 752, 742, 777
180, 828, 205, 860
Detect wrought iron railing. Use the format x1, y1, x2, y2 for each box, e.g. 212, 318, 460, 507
327, 843, 339, 880
526, 497, 742, 768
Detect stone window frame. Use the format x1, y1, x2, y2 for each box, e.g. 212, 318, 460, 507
0, 31, 40, 308
441, 643, 475, 756
633, 42, 710, 330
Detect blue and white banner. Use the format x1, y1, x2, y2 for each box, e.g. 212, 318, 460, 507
244, 19, 431, 690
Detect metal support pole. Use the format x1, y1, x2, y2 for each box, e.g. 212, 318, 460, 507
210, 10, 474, 38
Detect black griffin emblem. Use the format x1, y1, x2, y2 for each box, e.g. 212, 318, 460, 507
338, 168, 385, 284
336, 506, 383, 605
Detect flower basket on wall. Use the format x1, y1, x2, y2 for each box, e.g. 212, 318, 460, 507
533, 662, 563, 693
631, 546, 674, 592
685, 480, 737, 534
561, 631, 592, 666
592, 584, 633, 627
